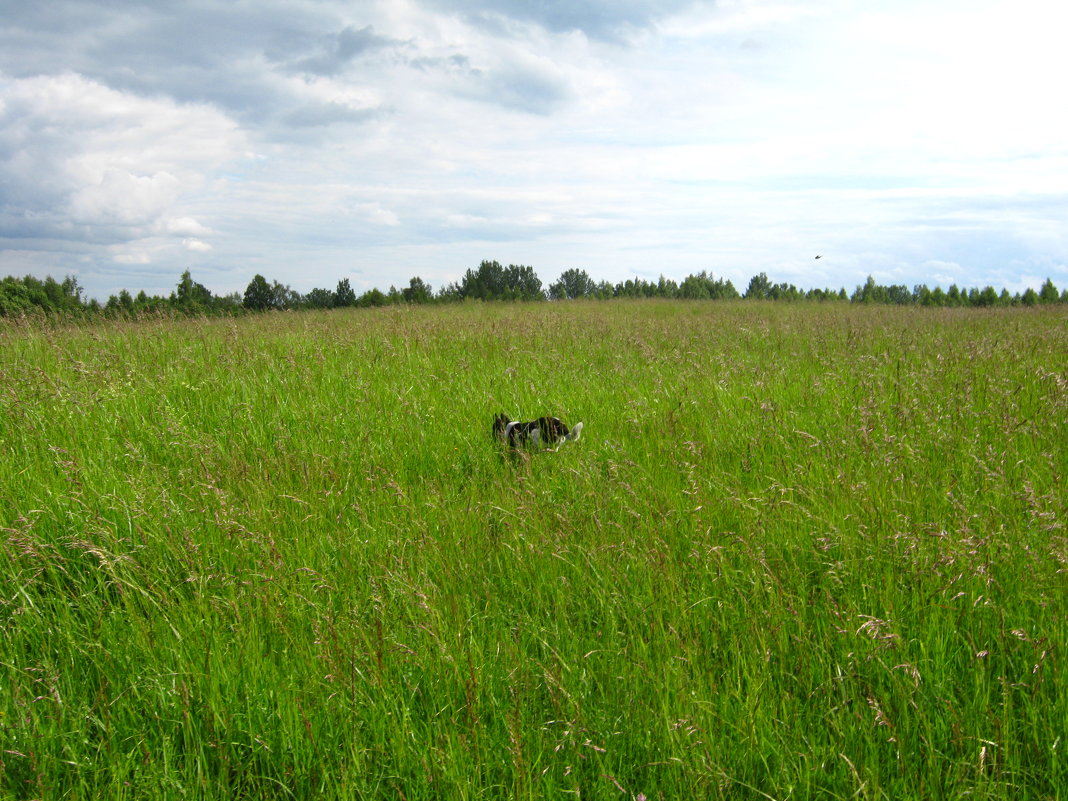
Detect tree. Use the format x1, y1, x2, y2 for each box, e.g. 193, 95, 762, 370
852, 275, 888, 304
335, 278, 356, 308
459, 260, 506, 300
0, 278, 34, 315
974, 286, 999, 307
1039, 278, 1059, 304
457, 260, 544, 301
243, 274, 273, 310
176, 269, 194, 304
358, 288, 388, 307
769, 281, 801, 301
402, 276, 433, 304
679, 273, 710, 299
174, 270, 212, 308
593, 280, 615, 299
503, 264, 543, 300
437, 282, 463, 303
885, 284, 911, 305
216, 292, 242, 310
61, 275, 84, 309
744, 272, 772, 300
615, 279, 643, 298
656, 275, 679, 298
549, 268, 595, 300
305, 287, 336, 309
43, 276, 73, 311
271, 280, 299, 310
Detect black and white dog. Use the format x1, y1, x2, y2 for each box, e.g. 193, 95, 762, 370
493, 413, 583, 450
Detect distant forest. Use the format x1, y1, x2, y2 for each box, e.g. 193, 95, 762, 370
1, 261, 1065, 317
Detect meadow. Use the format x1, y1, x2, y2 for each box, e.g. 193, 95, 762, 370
1, 300, 1065, 800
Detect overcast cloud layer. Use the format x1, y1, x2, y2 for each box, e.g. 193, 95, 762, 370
2, 0, 1066, 299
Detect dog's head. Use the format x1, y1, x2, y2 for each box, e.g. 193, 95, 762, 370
492, 413, 512, 441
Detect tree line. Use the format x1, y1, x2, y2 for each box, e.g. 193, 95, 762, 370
1, 261, 1065, 318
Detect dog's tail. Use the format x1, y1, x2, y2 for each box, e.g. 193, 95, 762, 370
566, 422, 583, 442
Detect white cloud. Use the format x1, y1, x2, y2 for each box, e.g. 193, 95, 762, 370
165, 217, 214, 236
69, 169, 181, 226
0, 72, 246, 238
355, 203, 401, 226
113, 251, 153, 265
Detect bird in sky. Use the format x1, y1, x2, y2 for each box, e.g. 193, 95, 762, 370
814, 255, 822, 259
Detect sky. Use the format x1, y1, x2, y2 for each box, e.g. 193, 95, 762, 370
1, 0, 1067, 301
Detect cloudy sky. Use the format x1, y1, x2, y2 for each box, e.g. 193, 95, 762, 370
2, 0, 1066, 300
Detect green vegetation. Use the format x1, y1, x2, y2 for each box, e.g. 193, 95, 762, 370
2, 263, 1066, 318
2, 301, 1066, 799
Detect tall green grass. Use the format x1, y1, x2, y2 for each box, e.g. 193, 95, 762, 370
2, 301, 1065, 799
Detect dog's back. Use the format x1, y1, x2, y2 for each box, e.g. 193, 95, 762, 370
493, 413, 583, 449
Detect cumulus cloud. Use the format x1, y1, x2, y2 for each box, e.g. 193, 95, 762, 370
165, 217, 214, 237
69, 170, 182, 227
0, 2, 396, 136
0, 71, 245, 269
355, 203, 401, 227
113, 251, 153, 265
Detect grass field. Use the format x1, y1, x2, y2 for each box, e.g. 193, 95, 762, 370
1, 301, 1066, 800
